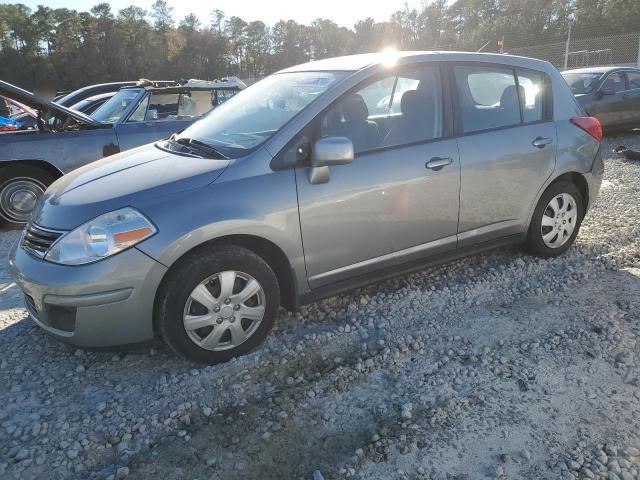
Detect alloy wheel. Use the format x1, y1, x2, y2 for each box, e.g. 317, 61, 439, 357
182, 270, 266, 351
540, 192, 578, 248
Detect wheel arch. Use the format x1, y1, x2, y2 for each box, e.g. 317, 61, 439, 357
152, 234, 299, 335
547, 172, 589, 215
527, 170, 590, 230
0, 159, 64, 180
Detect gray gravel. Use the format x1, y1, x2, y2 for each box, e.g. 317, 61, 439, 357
1, 132, 640, 480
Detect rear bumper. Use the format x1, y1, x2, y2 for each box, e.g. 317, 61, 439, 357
587, 146, 604, 212
9, 238, 167, 347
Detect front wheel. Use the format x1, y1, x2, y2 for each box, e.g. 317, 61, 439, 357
156, 245, 280, 363
0, 165, 56, 226
526, 181, 583, 258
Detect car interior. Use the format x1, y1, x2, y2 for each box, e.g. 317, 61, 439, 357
601, 72, 625, 92
320, 68, 443, 153
320, 66, 544, 151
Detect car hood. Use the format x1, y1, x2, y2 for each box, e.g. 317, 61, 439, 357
32, 144, 230, 230
0, 80, 101, 127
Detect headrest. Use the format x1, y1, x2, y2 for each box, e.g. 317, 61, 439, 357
401, 90, 434, 120
500, 85, 525, 110
342, 94, 369, 123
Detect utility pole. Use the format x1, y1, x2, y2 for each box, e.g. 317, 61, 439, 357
563, 23, 572, 70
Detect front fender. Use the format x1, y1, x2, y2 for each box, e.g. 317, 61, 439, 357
135, 166, 308, 295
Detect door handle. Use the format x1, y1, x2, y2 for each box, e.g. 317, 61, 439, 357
426, 156, 452, 171
532, 136, 552, 148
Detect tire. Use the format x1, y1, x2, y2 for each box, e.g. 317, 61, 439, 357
0, 165, 56, 227
156, 245, 280, 363
526, 181, 583, 258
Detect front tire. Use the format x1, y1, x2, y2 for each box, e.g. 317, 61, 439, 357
156, 245, 280, 363
0, 165, 56, 227
526, 181, 583, 258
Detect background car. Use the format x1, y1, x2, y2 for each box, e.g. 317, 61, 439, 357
562, 66, 640, 131
0, 79, 245, 224
54, 80, 176, 108
68, 92, 116, 115
0, 95, 37, 131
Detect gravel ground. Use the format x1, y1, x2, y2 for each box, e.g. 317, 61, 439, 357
1, 132, 640, 480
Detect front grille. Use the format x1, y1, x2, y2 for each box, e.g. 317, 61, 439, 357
21, 223, 64, 259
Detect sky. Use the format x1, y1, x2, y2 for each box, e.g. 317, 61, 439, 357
4, 0, 424, 28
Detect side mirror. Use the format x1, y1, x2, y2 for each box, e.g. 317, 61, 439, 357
308, 136, 354, 185
598, 87, 616, 96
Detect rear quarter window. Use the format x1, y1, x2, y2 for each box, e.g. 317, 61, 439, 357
628, 71, 640, 89
454, 65, 549, 134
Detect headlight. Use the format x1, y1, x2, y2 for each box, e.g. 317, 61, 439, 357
44, 207, 156, 265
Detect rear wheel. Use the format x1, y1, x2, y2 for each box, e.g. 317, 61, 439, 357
156, 245, 280, 363
526, 181, 583, 258
0, 165, 56, 226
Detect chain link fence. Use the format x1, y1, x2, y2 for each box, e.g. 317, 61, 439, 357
509, 31, 640, 70
238, 31, 640, 86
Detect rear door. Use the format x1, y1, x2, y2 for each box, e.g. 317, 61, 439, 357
453, 64, 556, 247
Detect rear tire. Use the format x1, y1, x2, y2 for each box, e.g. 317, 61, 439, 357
156, 245, 280, 363
526, 181, 583, 258
0, 165, 56, 227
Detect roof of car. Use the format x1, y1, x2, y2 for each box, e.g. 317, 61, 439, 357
120, 85, 217, 94
116, 78, 245, 93
277, 51, 554, 73
562, 66, 639, 74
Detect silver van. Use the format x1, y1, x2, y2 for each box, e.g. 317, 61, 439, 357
9, 52, 604, 363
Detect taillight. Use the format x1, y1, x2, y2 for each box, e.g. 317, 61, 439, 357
571, 116, 603, 143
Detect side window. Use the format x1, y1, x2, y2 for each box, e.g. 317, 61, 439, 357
215, 89, 239, 106
516, 70, 545, 123
319, 65, 443, 154
601, 72, 625, 93
627, 71, 640, 89
355, 77, 396, 117
389, 77, 420, 114
128, 95, 150, 122
146, 93, 180, 121
454, 66, 520, 133
319, 77, 394, 153
178, 91, 214, 118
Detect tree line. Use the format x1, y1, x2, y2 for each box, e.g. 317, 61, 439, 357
0, 0, 638, 91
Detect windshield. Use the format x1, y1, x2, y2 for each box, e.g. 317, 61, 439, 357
562, 72, 602, 94
91, 89, 143, 123
175, 71, 347, 158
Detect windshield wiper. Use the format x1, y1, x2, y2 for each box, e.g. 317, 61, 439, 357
171, 135, 228, 159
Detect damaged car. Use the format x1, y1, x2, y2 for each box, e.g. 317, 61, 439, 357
0, 78, 246, 224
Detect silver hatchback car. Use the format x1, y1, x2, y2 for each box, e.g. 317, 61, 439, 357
10, 52, 603, 363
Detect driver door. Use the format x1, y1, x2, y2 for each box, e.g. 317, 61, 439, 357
295, 64, 460, 288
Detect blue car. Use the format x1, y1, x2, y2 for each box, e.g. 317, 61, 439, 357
0, 115, 21, 129
0, 79, 245, 224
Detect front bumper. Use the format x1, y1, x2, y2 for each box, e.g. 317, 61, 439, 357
9, 239, 167, 348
